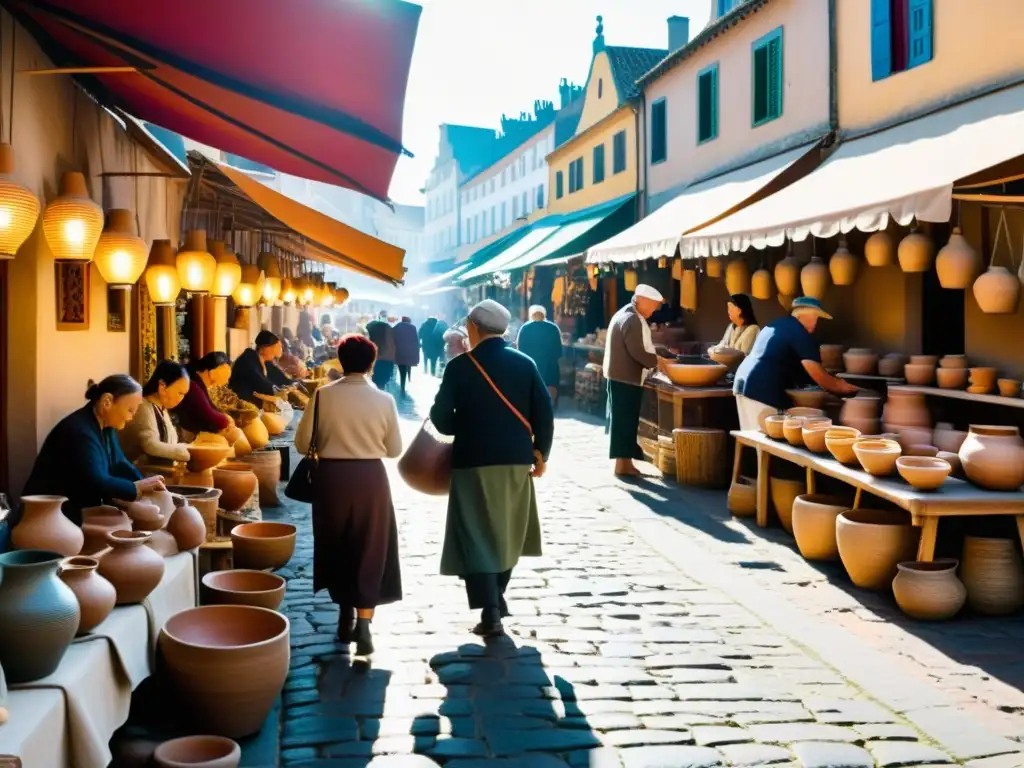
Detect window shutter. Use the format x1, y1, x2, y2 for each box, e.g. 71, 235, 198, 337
767, 33, 783, 119
710, 66, 719, 138
907, 0, 933, 68
871, 0, 893, 81
752, 44, 768, 124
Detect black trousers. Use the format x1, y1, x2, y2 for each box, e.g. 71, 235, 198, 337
424, 353, 439, 376
464, 569, 512, 610
398, 365, 412, 391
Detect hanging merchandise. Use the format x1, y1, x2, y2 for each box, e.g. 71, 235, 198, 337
800, 253, 829, 300
705, 256, 723, 279
751, 268, 772, 300
176, 230, 216, 293
935, 226, 979, 289
623, 268, 638, 292
259, 251, 282, 303
551, 275, 565, 306
897, 226, 935, 272
829, 239, 859, 286
94, 209, 147, 288
565, 276, 590, 317
43, 171, 103, 262
144, 239, 180, 306
973, 210, 1020, 314
681, 269, 698, 311
301, 276, 316, 306
864, 229, 896, 267
588, 272, 598, 291
725, 257, 750, 296
211, 240, 241, 298
774, 247, 800, 296
335, 286, 349, 306
671, 258, 683, 281
778, 293, 794, 311
0, 144, 38, 259
657, 256, 667, 269
281, 278, 296, 304
233, 264, 261, 308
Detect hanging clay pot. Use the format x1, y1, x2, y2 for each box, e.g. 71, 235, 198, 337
935, 227, 979, 289
751, 268, 772, 300
791, 495, 848, 561
961, 536, 1024, 615
671, 258, 683, 280
80, 506, 132, 555
623, 269, 638, 292
680, 269, 698, 311
836, 509, 919, 590
705, 257, 722, 279
892, 560, 966, 621
774, 255, 800, 296
98, 530, 166, 604
12, 495, 84, 556
973, 266, 1020, 314
958, 425, 1024, 492
829, 240, 859, 286
897, 229, 935, 272
777, 293, 794, 311
725, 258, 750, 296
864, 230, 895, 267
800, 256, 829, 299
59, 556, 116, 634
166, 495, 207, 551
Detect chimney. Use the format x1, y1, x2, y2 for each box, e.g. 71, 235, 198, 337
593, 15, 606, 54
667, 16, 690, 52
558, 78, 571, 109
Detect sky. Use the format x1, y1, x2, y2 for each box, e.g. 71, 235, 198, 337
387, 0, 711, 206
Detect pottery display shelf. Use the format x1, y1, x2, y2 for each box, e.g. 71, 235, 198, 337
640, 372, 735, 438
887, 384, 1024, 409
730, 429, 1024, 564
837, 373, 907, 384
0, 551, 198, 768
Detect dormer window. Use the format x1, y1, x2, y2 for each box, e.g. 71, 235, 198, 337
598, 78, 604, 99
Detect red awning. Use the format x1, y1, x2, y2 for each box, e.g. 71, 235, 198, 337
12, 0, 420, 203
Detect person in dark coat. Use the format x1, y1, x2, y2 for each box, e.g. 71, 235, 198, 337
21, 375, 166, 524
392, 316, 421, 395
516, 305, 563, 408
430, 300, 554, 637
229, 330, 294, 405
418, 316, 440, 375
365, 311, 396, 390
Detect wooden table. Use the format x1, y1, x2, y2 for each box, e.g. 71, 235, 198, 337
730, 429, 1024, 561
641, 373, 735, 437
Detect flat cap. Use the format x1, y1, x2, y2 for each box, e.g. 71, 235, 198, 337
469, 299, 511, 334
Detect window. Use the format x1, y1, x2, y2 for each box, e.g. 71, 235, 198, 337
465, 221, 470, 242
613, 131, 627, 174
598, 78, 603, 99
513, 196, 519, 218
502, 169, 507, 186
752, 27, 783, 126
593, 143, 606, 184
501, 202, 507, 228
536, 185, 544, 209
531, 146, 538, 170
491, 206, 496, 231
556, 171, 564, 199
511, 164, 517, 182
490, 179, 495, 193
697, 63, 719, 143
650, 99, 667, 164
568, 157, 584, 193
521, 191, 528, 215
872, 0, 932, 81
717, 0, 740, 17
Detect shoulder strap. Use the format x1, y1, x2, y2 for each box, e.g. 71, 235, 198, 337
466, 351, 533, 439
307, 391, 321, 459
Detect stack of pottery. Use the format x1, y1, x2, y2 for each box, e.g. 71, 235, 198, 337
836, 509, 920, 589
940, 354, 967, 369
960, 537, 1024, 615
878, 354, 907, 378
892, 560, 966, 620
903, 355, 937, 386
820, 344, 845, 372
791, 495, 847, 560
968, 367, 998, 395
59, 556, 116, 634
11, 496, 84, 556
840, 393, 880, 435
958, 425, 1024, 491
769, 477, 806, 533
98, 530, 166, 604
843, 349, 878, 376
883, 390, 932, 450
81, 506, 132, 555
937, 355, 969, 389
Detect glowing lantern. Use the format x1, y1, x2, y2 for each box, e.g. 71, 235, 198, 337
258, 251, 282, 302
321, 281, 336, 307
301, 278, 315, 306
43, 171, 103, 262
94, 209, 147, 289
211, 239, 241, 298
233, 264, 261, 307
281, 278, 296, 304
176, 230, 216, 293
335, 287, 349, 306
0, 144, 40, 259
144, 239, 181, 306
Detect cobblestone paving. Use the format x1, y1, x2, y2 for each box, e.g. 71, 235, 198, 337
246, 376, 1024, 768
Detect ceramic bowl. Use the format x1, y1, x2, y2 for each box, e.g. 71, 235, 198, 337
936, 451, 962, 477
213, 464, 259, 513
910, 355, 939, 367
853, 439, 902, 476
154, 735, 241, 768
939, 355, 968, 369
906, 444, 939, 457
230, 522, 297, 570
709, 347, 745, 372
662, 362, 728, 388
936, 367, 968, 389
786, 407, 826, 419
896, 456, 951, 491
903, 364, 936, 386
969, 367, 998, 390
825, 427, 862, 465
998, 378, 1022, 398
764, 415, 787, 440
186, 444, 232, 473
802, 420, 834, 454
783, 418, 807, 446
786, 388, 828, 409
202, 569, 286, 611
843, 350, 878, 376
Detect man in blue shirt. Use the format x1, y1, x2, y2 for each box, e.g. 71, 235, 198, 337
733, 296, 857, 430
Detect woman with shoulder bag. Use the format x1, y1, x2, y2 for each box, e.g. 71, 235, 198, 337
429, 299, 555, 637
293, 334, 403, 656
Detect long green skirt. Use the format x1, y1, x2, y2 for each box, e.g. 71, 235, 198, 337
608, 379, 644, 460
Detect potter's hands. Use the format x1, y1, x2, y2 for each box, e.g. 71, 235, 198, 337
531, 450, 547, 479
134, 476, 166, 498
835, 380, 860, 397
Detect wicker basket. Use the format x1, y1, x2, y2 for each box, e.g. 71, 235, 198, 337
673, 427, 727, 488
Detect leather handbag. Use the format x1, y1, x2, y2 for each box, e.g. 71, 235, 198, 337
397, 419, 453, 496
284, 391, 320, 503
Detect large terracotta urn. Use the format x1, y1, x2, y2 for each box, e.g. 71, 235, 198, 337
897, 229, 934, 272
213, 464, 259, 513
774, 255, 800, 296
98, 530, 166, 604
791, 495, 847, 561
159, 605, 290, 738
800, 256, 829, 299
829, 240, 859, 286
892, 560, 967, 621
12, 495, 84, 556
864, 230, 895, 267
167, 495, 207, 551
769, 477, 805, 534
961, 537, 1024, 615
242, 417, 270, 450
80, 506, 131, 555
59, 556, 116, 634
836, 509, 919, 590
935, 227, 979, 289
751, 268, 773, 300
0, 550, 80, 682
725, 258, 750, 296
973, 266, 1020, 314
959, 425, 1024, 491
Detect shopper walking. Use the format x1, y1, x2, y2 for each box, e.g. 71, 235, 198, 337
418, 316, 440, 375
392, 315, 421, 395
516, 305, 563, 408
365, 311, 396, 390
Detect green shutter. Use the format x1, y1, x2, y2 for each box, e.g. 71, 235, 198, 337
710, 65, 719, 138
767, 32, 783, 119
752, 27, 782, 126
697, 64, 719, 143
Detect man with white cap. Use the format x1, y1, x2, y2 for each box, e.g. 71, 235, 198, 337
516, 304, 563, 408
733, 296, 857, 429
603, 283, 667, 476
430, 299, 555, 636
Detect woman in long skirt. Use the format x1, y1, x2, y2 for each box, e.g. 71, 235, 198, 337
294, 334, 403, 655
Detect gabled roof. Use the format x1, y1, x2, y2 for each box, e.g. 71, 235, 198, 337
606, 46, 668, 102
461, 110, 558, 185
554, 97, 586, 148
443, 124, 499, 174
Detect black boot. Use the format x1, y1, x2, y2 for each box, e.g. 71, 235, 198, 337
473, 607, 504, 637
353, 618, 374, 656
336, 607, 355, 643
499, 596, 511, 618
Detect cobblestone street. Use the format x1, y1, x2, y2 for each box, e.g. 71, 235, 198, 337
245, 375, 1024, 768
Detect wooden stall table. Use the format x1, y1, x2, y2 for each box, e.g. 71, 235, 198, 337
730, 429, 1024, 561
640, 372, 736, 439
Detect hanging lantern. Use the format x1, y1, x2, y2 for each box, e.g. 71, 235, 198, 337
144, 240, 180, 306
623, 269, 638, 292
335, 287, 349, 306
211, 240, 242, 298
657, 256, 668, 269
681, 269, 698, 311
0, 144, 40, 259
258, 251, 282, 302
321, 281, 336, 307
751, 268, 773, 300
800, 256, 829, 299
93, 209, 147, 289
176, 230, 216, 293
829, 239, 860, 286
935, 227, 979, 289
864, 230, 895, 267
254, 269, 266, 303
725, 258, 750, 296
232, 264, 261, 307
897, 228, 935, 273
281, 278, 296, 304
671, 258, 683, 281
43, 171, 103, 262
705, 256, 723, 278
301, 277, 316, 305
774, 253, 800, 296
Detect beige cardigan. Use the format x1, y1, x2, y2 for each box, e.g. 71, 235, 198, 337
294, 375, 402, 460
119, 400, 190, 463
718, 323, 760, 355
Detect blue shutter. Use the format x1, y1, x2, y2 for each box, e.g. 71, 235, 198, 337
907, 0, 933, 69
767, 31, 783, 119
710, 65, 719, 138
871, 0, 892, 81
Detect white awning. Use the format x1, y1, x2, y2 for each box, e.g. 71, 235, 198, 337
683, 83, 1024, 258
586, 142, 820, 264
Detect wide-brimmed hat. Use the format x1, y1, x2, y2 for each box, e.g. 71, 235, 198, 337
791, 296, 833, 320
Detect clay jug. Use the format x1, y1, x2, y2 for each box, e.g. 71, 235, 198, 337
751, 268, 772, 300
167, 495, 206, 550
961, 537, 1024, 615
81, 506, 131, 555
774, 255, 800, 296
959, 425, 1024, 491
897, 229, 934, 272
800, 256, 829, 299
115, 496, 166, 531
935, 227, 979, 289
973, 266, 1020, 314
725, 258, 750, 296
59, 556, 116, 634
0, 549, 80, 682
829, 240, 859, 286
705, 257, 722, 279
98, 530, 166, 604
864, 230, 895, 267
13, 495, 84, 556
892, 560, 966, 621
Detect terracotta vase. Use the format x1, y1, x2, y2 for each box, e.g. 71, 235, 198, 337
843, 349, 877, 376
242, 418, 270, 450
159, 605, 290, 738
935, 227, 979, 289
154, 736, 241, 768
973, 266, 1020, 314
836, 509, 920, 590
727, 476, 756, 518
725, 258, 750, 296
893, 560, 966, 620
769, 477, 805, 534
98, 530, 166, 604
213, 464, 259, 513
166, 486, 222, 541
59, 556, 116, 634
959, 425, 1024, 491
961, 537, 1024, 615
0, 550, 80, 683
115, 497, 166, 531
201, 570, 286, 611
230, 522, 297, 570
800, 256, 829, 299
864, 230, 895, 267
12, 495, 84, 556
829, 240, 859, 285
751, 268, 773, 300
167, 495, 207, 551
80, 506, 132, 555
820, 344, 845, 371
774, 255, 800, 296
897, 229, 934, 272
792, 495, 847, 561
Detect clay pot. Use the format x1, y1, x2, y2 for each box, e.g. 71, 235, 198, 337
825, 427, 862, 465
167, 495, 207, 550
159, 605, 290, 738
909, 355, 938, 367
998, 379, 1021, 398
783, 418, 806, 446
166, 486, 223, 541
98, 530, 166, 604
893, 560, 966, 621
233, 432, 253, 458
973, 266, 1020, 314
896, 456, 951, 491
800, 257, 829, 299
187, 444, 232, 473
854, 439, 902, 476
778, 293, 794, 311
662, 362, 727, 387
116, 490, 172, 531
820, 344, 845, 371
769, 477, 805, 534
154, 735, 241, 768
774, 255, 800, 296
0, 550, 80, 682
843, 349, 877, 376
905, 444, 938, 457
12, 495, 84, 556
961, 537, 1024, 615
230, 522, 297, 570
751, 268, 773, 300
829, 241, 859, 285
59, 556, 116, 634
764, 415, 786, 440
883, 390, 930, 428
239, 450, 282, 508
786, 407, 826, 419
792, 495, 847, 561
709, 346, 745, 373
148, 529, 180, 557
968, 367, 997, 392
213, 464, 259, 513
202, 570, 286, 611
939, 355, 967, 369
261, 412, 287, 436
725, 258, 750, 296
936, 367, 968, 389
786, 388, 827, 409
936, 451, 962, 477
897, 229, 934, 272
935, 228, 979, 289
80, 505, 132, 555
892, 426, 934, 453
878, 356, 905, 378
864, 230, 895, 267
802, 421, 833, 454
959, 425, 1024, 491
705, 257, 722, 279
242, 418, 270, 450
903, 364, 935, 386
836, 509, 919, 590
